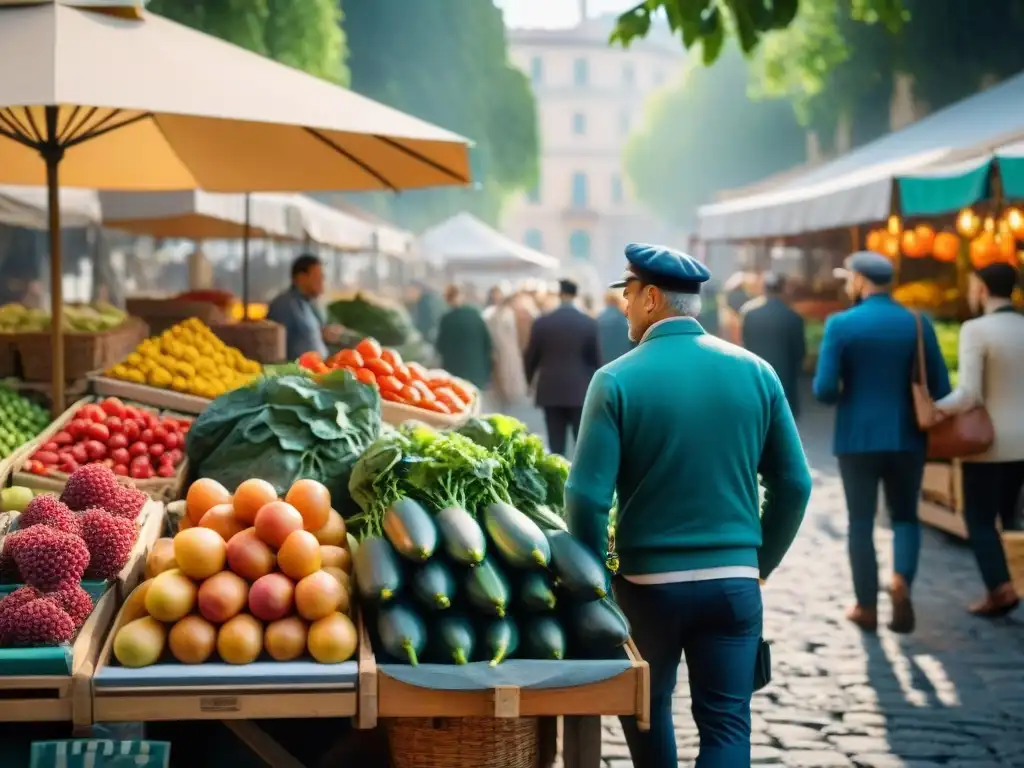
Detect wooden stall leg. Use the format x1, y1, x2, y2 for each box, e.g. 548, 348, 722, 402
222, 720, 308, 768
537, 716, 558, 768
561, 716, 602, 768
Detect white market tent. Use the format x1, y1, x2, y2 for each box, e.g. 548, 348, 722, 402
0, 185, 99, 229
698, 68, 1024, 241
419, 212, 559, 272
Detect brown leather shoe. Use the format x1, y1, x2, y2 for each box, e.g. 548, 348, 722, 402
969, 583, 1020, 618
845, 604, 878, 632
888, 575, 915, 634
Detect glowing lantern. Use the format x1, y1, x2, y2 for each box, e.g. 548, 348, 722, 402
901, 230, 924, 258
887, 215, 903, 236
995, 232, 1017, 263
882, 233, 900, 259
956, 208, 981, 238
866, 229, 885, 254
970, 232, 996, 269
932, 232, 959, 263
914, 224, 935, 254
1005, 207, 1024, 240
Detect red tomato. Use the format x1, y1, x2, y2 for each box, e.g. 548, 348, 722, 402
330, 348, 364, 369
401, 385, 422, 404
364, 358, 395, 377
393, 364, 412, 384
356, 338, 382, 360
297, 351, 323, 369
380, 390, 404, 403
377, 375, 403, 394
380, 349, 404, 369
355, 368, 377, 386
406, 362, 429, 381
410, 380, 435, 401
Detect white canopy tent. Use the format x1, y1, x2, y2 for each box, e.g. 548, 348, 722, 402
0, 185, 99, 229
419, 212, 559, 272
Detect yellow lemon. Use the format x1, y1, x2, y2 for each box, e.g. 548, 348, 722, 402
147, 367, 173, 389
170, 376, 188, 392
125, 352, 143, 368
126, 369, 146, 384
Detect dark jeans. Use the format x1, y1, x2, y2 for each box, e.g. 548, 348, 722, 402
613, 577, 762, 768
962, 460, 1024, 591
837, 451, 925, 609
543, 406, 582, 457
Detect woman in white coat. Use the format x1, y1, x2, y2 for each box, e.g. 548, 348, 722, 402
935, 262, 1024, 616
482, 284, 529, 415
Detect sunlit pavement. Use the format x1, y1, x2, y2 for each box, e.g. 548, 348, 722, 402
538, 391, 1024, 767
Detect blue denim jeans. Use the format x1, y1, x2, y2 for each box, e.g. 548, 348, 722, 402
837, 451, 925, 608
613, 577, 762, 768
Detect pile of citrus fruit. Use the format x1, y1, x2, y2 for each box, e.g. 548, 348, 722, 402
106, 318, 262, 399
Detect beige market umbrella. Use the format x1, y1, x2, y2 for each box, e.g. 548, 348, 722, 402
0, 0, 471, 413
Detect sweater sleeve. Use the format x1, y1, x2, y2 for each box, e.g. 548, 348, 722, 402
934, 320, 981, 413
758, 373, 812, 579
566, 370, 621, 564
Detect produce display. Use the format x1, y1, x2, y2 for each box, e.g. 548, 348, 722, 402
297, 337, 475, 416
892, 281, 959, 312
22, 398, 191, 481
0, 301, 128, 332
185, 368, 381, 518
326, 292, 434, 364
0, 465, 148, 646
0, 387, 50, 460
346, 416, 621, 666
105, 318, 262, 399
112, 476, 357, 667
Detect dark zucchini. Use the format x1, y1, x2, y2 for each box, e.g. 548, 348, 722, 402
570, 598, 631, 654
522, 616, 566, 660
431, 614, 476, 664
411, 559, 456, 611
483, 502, 550, 569
546, 530, 607, 601
465, 558, 510, 617
378, 603, 426, 665
483, 617, 519, 667
523, 503, 568, 532
383, 497, 438, 562
436, 506, 487, 565
353, 535, 403, 602
517, 571, 557, 612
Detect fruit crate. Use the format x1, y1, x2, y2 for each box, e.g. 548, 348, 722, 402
379, 375, 481, 430
91, 602, 360, 724
209, 320, 286, 365
16, 318, 150, 383
11, 397, 191, 503
125, 298, 228, 338
89, 376, 212, 416
0, 586, 117, 725
0, 334, 17, 379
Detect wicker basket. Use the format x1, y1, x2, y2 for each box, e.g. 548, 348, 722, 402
209, 320, 286, 364
126, 297, 228, 337
16, 318, 149, 382
387, 717, 538, 768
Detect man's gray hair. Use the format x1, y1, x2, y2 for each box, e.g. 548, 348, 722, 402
664, 291, 702, 317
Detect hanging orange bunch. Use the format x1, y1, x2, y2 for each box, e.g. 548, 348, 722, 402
914, 224, 935, 254
866, 229, 885, 254
901, 229, 925, 258
969, 231, 998, 269
931, 232, 959, 263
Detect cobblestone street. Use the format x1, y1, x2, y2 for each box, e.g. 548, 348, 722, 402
592, 399, 1024, 767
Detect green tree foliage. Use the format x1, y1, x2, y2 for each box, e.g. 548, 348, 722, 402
610, 0, 905, 64
342, 0, 538, 231
624, 47, 806, 225
147, 0, 348, 84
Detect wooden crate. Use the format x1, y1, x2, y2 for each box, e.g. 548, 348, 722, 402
356, 615, 649, 730
89, 376, 212, 416
918, 460, 967, 538
91, 601, 360, 724
209, 320, 286, 364
16, 319, 149, 383
0, 587, 118, 725
125, 298, 227, 337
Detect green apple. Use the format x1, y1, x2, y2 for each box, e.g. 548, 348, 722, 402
1, 485, 34, 513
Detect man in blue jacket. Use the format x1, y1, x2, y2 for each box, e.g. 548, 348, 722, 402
567, 243, 812, 768
814, 251, 951, 634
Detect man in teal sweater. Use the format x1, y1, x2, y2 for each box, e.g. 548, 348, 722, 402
567, 243, 812, 768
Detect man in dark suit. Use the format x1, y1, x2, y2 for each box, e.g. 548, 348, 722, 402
814, 251, 951, 634
524, 279, 600, 456
740, 273, 806, 418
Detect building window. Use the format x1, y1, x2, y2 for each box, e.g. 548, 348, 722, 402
571, 172, 588, 207
526, 182, 540, 204
569, 230, 591, 260
524, 229, 543, 250
572, 112, 586, 135
573, 57, 588, 86
530, 56, 543, 84
622, 63, 635, 84
619, 110, 631, 136
611, 174, 623, 204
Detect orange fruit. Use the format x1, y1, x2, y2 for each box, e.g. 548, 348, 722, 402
186, 478, 231, 526
232, 479, 278, 525
285, 479, 332, 531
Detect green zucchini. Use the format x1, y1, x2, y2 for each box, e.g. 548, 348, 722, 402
411, 559, 456, 611
483, 617, 519, 667
483, 502, 550, 569
436, 506, 486, 565
523, 503, 568, 532
517, 571, 557, 612
465, 558, 510, 617
432, 614, 476, 664
383, 497, 438, 562
522, 616, 566, 660
353, 535, 403, 602
570, 597, 631, 653
378, 603, 426, 665
546, 530, 607, 601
